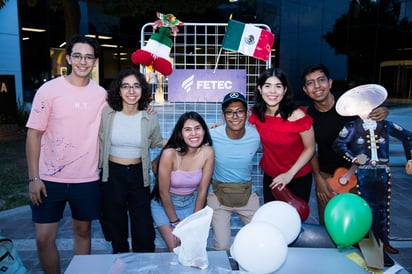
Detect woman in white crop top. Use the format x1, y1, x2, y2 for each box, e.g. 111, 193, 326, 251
151, 111, 215, 251
99, 68, 164, 253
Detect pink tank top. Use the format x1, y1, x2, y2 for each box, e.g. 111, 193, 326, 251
169, 150, 203, 195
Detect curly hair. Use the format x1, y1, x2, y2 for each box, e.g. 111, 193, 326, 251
252, 67, 297, 122
107, 68, 152, 111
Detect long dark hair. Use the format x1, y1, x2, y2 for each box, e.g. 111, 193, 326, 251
252, 67, 297, 122
150, 111, 213, 201
106, 68, 152, 111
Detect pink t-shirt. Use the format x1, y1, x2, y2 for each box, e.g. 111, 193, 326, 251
26, 76, 107, 183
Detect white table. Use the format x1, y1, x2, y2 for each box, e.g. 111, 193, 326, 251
64, 250, 231, 274
64, 248, 407, 274
273, 248, 406, 274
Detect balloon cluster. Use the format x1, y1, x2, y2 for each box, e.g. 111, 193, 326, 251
230, 194, 373, 272
230, 201, 301, 273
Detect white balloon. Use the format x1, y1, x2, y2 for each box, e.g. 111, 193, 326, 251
231, 222, 288, 274
252, 201, 301, 244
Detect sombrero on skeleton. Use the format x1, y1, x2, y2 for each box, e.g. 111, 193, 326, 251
335, 84, 387, 119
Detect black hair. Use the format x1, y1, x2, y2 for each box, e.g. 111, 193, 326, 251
65, 34, 100, 58
301, 64, 330, 84
252, 67, 297, 122
163, 111, 212, 153
150, 111, 213, 201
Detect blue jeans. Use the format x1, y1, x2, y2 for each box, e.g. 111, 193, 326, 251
151, 192, 197, 227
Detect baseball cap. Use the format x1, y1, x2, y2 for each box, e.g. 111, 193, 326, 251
221, 92, 247, 110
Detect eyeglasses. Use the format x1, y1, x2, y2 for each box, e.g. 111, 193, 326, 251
70, 53, 96, 63
223, 109, 246, 118
120, 83, 142, 90
305, 76, 328, 88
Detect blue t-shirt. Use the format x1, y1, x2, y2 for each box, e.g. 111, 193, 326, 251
209, 124, 261, 192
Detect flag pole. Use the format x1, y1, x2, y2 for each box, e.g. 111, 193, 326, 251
213, 47, 223, 74
214, 14, 233, 74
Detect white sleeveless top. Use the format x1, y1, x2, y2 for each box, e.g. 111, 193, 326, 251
110, 111, 142, 158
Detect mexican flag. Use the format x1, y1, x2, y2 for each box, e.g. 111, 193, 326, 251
222, 19, 275, 62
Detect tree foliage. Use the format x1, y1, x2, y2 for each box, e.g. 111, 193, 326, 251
322, 0, 412, 82
94, 0, 231, 17
323, 0, 411, 60
0, 0, 8, 9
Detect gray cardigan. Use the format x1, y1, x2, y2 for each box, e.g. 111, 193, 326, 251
98, 105, 163, 186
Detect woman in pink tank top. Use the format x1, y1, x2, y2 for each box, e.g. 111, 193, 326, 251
151, 111, 215, 251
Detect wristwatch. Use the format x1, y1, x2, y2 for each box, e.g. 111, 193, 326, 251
28, 177, 41, 183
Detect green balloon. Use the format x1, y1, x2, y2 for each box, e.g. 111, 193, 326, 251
324, 193, 372, 248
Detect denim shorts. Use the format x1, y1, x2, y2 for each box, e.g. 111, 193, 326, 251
30, 180, 101, 223
151, 192, 197, 227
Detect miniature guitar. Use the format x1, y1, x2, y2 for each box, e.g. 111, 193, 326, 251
327, 154, 368, 195
327, 165, 358, 195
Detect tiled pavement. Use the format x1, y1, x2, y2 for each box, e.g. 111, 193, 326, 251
1, 106, 411, 273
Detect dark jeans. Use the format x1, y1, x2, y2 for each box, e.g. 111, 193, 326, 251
102, 161, 155, 253
263, 171, 313, 203
357, 165, 390, 244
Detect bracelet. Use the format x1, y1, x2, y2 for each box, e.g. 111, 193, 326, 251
28, 177, 41, 183
169, 218, 180, 229
169, 222, 180, 229
169, 218, 180, 224
169, 223, 178, 229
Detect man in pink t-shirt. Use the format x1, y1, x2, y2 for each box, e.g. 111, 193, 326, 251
26, 34, 107, 274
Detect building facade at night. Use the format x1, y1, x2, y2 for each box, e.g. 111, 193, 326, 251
1, 0, 411, 114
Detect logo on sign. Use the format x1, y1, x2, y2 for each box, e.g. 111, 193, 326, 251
182, 75, 194, 93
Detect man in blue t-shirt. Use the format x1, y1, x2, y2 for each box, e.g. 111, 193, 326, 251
207, 92, 261, 251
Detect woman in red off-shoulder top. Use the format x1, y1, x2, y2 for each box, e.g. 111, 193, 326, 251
249, 68, 315, 203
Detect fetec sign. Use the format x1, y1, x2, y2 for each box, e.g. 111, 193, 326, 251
168, 69, 246, 102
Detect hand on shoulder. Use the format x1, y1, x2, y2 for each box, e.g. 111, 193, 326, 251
202, 144, 215, 155
368, 106, 389, 121
288, 107, 305, 121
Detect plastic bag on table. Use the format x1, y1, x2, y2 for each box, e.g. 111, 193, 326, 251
172, 206, 213, 270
